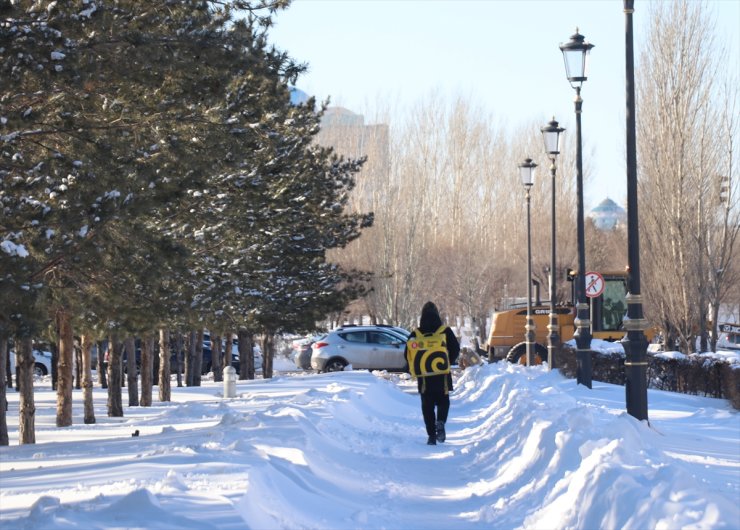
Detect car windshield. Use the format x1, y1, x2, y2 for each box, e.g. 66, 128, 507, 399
386, 330, 409, 341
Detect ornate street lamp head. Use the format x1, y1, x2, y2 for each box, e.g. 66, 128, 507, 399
540, 117, 565, 158
519, 158, 537, 188
560, 28, 595, 89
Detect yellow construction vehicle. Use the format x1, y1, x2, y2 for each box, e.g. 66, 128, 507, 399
486, 271, 640, 363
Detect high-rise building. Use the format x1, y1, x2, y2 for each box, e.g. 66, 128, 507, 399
316, 106, 390, 186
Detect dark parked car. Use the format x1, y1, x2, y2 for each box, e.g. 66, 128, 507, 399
104, 334, 262, 376
291, 337, 317, 370
202, 333, 262, 374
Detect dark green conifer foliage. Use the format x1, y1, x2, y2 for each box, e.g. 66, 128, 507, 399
2, 1, 372, 400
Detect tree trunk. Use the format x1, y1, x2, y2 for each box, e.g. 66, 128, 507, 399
0, 331, 9, 446
5, 347, 11, 389
74, 344, 82, 390
56, 309, 74, 428
97, 340, 108, 388
125, 337, 139, 407
710, 303, 720, 352
212, 333, 223, 382
158, 329, 171, 402
261, 333, 274, 379
107, 335, 124, 417
81, 335, 96, 424
175, 332, 186, 387
185, 331, 196, 387
50, 342, 58, 391
238, 329, 254, 380
224, 333, 234, 373
193, 329, 203, 386
140, 335, 154, 407
17, 336, 35, 444
173, 332, 183, 388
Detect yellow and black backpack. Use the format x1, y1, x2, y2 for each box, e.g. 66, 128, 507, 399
406, 325, 451, 378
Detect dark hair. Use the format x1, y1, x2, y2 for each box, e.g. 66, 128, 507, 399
419, 301, 442, 331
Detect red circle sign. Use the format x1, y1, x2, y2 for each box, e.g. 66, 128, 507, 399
585, 272, 605, 298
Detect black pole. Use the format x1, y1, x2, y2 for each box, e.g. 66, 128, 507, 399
622, 0, 649, 421
574, 87, 593, 388
547, 159, 560, 368
526, 186, 535, 366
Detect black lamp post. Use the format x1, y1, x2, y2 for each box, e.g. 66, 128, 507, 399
520, 158, 537, 366
540, 118, 565, 369
622, 0, 649, 421
560, 28, 595, 389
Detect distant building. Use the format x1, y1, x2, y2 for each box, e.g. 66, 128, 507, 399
315, 106, 390, 184
321, 106, 364, 128
588, 198, 627, 231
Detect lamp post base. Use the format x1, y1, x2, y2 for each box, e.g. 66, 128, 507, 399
574, 305, 592, 388
622, 309, 649, 421
547, 317, 560, 369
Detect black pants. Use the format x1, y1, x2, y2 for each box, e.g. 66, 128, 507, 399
421, 392, 450, 437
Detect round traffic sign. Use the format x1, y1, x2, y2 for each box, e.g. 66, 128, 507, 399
585, 271, 605, 298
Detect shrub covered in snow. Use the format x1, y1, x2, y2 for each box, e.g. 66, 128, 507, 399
558, 340, 740, 409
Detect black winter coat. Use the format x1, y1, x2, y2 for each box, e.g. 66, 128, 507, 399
408, 308, 460, 395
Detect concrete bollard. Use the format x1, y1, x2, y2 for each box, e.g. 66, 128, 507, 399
223, 366, 236, 398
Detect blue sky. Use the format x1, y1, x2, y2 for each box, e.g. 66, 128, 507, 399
269, 0, 739, 210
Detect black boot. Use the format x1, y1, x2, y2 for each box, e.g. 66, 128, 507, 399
436, 421, 446, 443
427, 435, 436, 445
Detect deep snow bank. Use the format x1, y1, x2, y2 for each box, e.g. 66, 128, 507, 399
0, 363, 737, 529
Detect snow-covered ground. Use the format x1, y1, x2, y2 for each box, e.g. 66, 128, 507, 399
1, 357, 738, 529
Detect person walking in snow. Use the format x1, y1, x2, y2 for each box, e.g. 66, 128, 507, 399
405, 301, 460, 445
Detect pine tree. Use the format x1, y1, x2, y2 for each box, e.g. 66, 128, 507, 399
2, 0, 373, 417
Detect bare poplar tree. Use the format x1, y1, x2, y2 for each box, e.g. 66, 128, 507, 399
706, 81, 740, 349
638, 0, 737, 353
586, 220, 627, 273
324, 93, 581, 332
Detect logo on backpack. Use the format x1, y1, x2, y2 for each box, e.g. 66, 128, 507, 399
406, 325, 450, 378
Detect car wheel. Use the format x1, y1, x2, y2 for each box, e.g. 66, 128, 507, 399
33, 363, 48, 377
325, 358, 348, 372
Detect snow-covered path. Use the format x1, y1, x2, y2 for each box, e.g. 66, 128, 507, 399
1, 363, 738, 529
